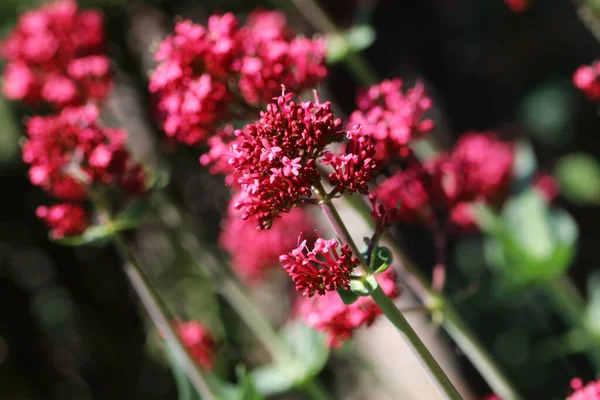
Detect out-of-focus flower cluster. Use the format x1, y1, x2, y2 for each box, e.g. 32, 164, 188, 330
228, 90, 377, 230
220, 193, 318, 282
568, 378, 600, 400
348, 78, 434, 162
23, 106, 147, 238
504, 0, 533, 13
296, 269, 400, 347
574, 61, 600, 101
175, 320, 216, 370
149, 10, 327, 146
375, 132, 514, 233
1, 0, 111, 107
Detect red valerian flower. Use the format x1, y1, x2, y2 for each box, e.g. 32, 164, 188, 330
1, 0, 111, 107
279, 236, 359, 297
199, 124, 242, 187
533, 172, 560, 203
568, 378, 600, 400
348, 78, 434, 162
220, 193, 318, 282
149, 10, 326, 146
504, 0, 533, 12
451, 132, 514, 204
574, 61, 600, 101
375, 132, 514, 233
175, 321, 216, 370
322, 128, 379, 195
36, 203, 88, 239
296, 269, 400, 347
23, 105, 147, 200
230, 91, 344, 229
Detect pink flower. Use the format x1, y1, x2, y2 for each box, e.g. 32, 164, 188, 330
36, 203, 88, 239
451, 132, 514, 204
199, 124, 242, 187
295, 269, 400, 347
533, 172, 559, 203
220, 193, 318, 282
175, 321, 216, 370
279, 236, 359, 297
574, 62, 600, 101
150, 10, 326, 146
322, 130, 379, 195
23, 105, 147, 200
348, 79, 434, 162
230, 91, 343, 229
505, 0, 532, 13
568, 378, 600, 400
1, 0, 111, 107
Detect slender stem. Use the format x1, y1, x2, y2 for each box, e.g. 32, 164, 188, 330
151, 192, 334, 400
112, 233, 216, 400
371, 286, 462, 400
313, 182, 461, 400
344, 194, 522, 399
543, 274, 600, 370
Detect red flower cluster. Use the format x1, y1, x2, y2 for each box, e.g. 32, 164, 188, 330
229, 91, 344, 229
199, 124, 240, 187
1, 0, 111, 107
322, 128, 379, 196
176, 321, 216, 370
296, 269, 399, 347
574, 61, 600, 101
149, 10, 326, 145
23, 106, 147, 238
568, 378, 600, 400
279, 237, 359, 297
220, 193, 317, 282
348, 79, 434, 162
505, 0, 532, 13
36, 203, 88, 239
375, 132, 514, 232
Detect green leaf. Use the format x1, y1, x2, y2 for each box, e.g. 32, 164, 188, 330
478, 190, 578, 285
345, 24, 376, 53
113, 199, 150, 230
52, 224, 115, 246
338, 288, 360, 305
585, 272, 600, 337
372, 246, 393, 274
349, 274, 378, 296
326, 33, 349, 63
251, 321, 329, 396
164, 342, 197, 400
236, 367, 265, 400
555, 153, 600, 205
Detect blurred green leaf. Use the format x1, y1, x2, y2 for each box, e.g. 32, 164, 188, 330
235, 367, 265, 400
350, 274, 378, 295
326, 24, 376, 64
512, 140, 537, 182
164, 342, 198, 400
251, 321, 328, 396
585, 272, 600, 337
338, 288, 360, 305
555, 153, 600, 205
113, 199, 150, 230
372, 246, 393, 273
477, 190, 578, 285
53, 225, 115, 246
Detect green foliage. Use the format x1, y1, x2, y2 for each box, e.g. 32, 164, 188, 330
555, 153, 600, 205
251, 321, 329, 396
349, 274, 378, 295
338, 288, 360, 305
326, 24, 376, 63
476, 190, 578, 285
372, 246, 393, 274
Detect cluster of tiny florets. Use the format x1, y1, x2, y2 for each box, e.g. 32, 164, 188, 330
23, 106, 146, 238
1, 0, 111, 107
279, 237, 359, 297
348, 79, 434, 162
220, 193, 318, 282
35, 203, 88, 239
574, 61, 600, 101
175, 320, 216, 370
149, 10, 326, 146
296, 269, 399, 347
229, 91, 344, 229
568, 378, 600, 400
375, 132, 514, 232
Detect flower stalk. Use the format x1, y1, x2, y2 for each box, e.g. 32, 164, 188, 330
313, 182, 462, 400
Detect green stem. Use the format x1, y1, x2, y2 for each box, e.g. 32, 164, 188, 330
543, 274, 600, 370
112, 233, 217, 399
371, 286, 462, 400
344, 195, 522, 399
151, 192, 334, 400
313, 183, 461, 400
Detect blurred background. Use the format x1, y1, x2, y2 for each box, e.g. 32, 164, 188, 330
3, 0, 600, 399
